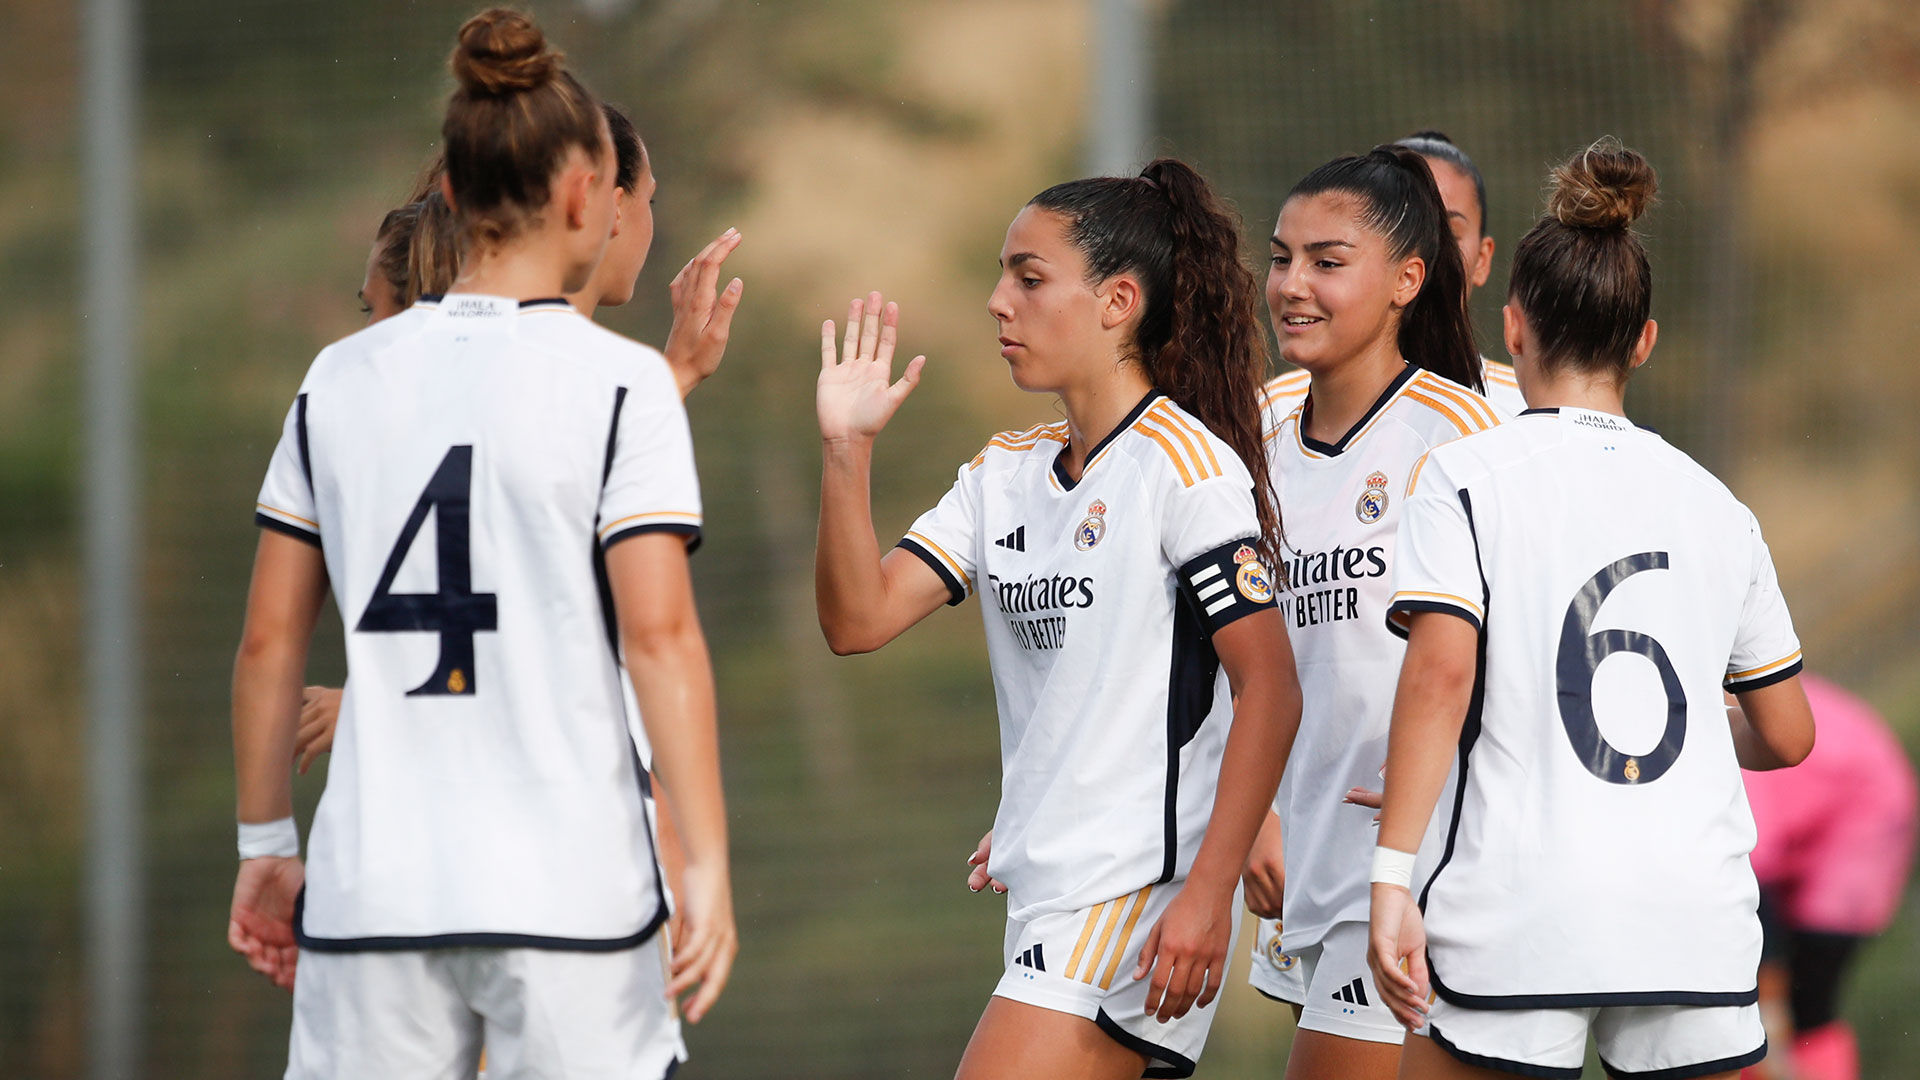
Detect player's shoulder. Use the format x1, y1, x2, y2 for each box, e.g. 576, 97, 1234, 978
302, 304, 435, 386
967, 418, 1069, 472
1122, 395, 1245, 489
1260, 369, 1311, 429
1390, 369, 1503, 444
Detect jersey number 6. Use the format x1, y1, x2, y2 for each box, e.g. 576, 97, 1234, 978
356, 445, 499, 696
1555, 551, 1685, 785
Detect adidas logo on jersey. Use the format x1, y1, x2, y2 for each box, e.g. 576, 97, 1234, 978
1013, 944, 1047, 972
994, 526, 1026, 552
1330, 977, 1369, 1007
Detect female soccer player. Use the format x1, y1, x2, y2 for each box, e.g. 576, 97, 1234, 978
1264, 131, 1521, 420
1367, 138, 1814, 1079
227, 10, 733, 1077
1239, 145, 1499, 1080
1395, 131, 1524, 415
297, 101, 742, 774
816, 160, 1301, 1079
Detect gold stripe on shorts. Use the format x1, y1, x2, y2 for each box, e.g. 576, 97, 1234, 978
1064, 902, 1108, 981
1099, 886, 1155, 989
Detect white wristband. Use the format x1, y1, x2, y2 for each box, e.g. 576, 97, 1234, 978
1369, 846, 1417, 890
238, 817, 300, 860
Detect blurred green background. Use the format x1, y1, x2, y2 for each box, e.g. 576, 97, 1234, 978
4, 0, 1919, 1075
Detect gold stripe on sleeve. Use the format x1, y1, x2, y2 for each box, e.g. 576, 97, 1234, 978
1728, 649, 1803, 682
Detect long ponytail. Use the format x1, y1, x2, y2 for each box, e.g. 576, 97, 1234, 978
1287, 145, 1482, 393
1028, 159, 1282, 566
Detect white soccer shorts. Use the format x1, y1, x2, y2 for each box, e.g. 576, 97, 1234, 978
1247, 918, 1409, 1044
286, 937, 684, 1080
1426, 996, 1765, 1078
994, 881, 1242, 1078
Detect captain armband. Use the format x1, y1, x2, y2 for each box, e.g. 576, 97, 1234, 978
1178, 538, 1278, 634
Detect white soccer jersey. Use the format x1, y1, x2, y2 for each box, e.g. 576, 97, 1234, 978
1388, 407, 1802, 1005
1259, 364, 1501, 951
899, 392, 1279, 923
1480, 358, 1525, 416
254, 293, 700, 950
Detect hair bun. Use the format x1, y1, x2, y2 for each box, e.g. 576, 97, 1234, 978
452, 8, 561, 96
1548, 137, 1657, 230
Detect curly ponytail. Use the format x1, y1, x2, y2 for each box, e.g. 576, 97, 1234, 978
1287, 145, 1482, 393
1028, 159, 1282, 566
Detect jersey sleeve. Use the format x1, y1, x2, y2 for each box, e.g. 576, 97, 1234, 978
597, 381, 703, 551
1162, 468, 1278, 635
897, 459, 981, 607
1385, 453, 1485, 639
1723, 513, 1802, 691
254, 393, 321, 546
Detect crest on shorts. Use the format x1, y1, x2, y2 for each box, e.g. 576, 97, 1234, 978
1075, 499, 1108, 551
1266, 934, 1297, 971
1356, 470, 1390, 524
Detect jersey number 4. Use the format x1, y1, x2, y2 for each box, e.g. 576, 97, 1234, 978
356, 446, 499, 696
1556, 552, 1685, 785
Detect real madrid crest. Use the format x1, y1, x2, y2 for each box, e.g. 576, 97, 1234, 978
1233, 544, 1274, 603
1356, 470, 1390, 524
1075, 499, 1108, 551
1623, 757, 1641, 782
1266, 934, 1297, 971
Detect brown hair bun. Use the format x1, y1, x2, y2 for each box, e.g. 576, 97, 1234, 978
1547, 137, 1658, 230
451, 8, 561, 97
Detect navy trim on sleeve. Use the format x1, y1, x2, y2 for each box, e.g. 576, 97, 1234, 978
603, 522, 702, 554
896, 537, 966, 606
1384, 599, 1482, 640
255, 512, 321, 548
294, 392, 314, 492
1176, 537, 1278, 635
1724, 658, 1803, 693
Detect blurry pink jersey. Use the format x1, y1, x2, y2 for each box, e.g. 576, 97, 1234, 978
1743, 673, 1919, 935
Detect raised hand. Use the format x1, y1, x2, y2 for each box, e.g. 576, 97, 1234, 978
663, 228, 744, 398
816, 291, 926, 444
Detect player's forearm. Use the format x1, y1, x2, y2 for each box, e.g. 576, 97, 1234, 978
231, 634, 305, 824
1189, 656, 1301, 893
815, 437, 890, 652
625, 625, 728, 873
1377, 616, 1475, 854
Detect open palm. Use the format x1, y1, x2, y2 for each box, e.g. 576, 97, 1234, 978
817, 291, 926, 442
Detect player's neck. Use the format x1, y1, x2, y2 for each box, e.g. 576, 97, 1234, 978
453, 237, 583, 304
1302, 343, 1404, 445
1055, 367, 1154, 483
1520, 368, 1627, 416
